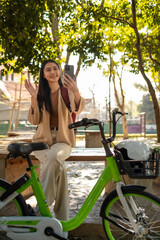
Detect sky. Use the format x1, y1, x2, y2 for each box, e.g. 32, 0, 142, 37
61, 52, 147, 111
76, 62, 146, 108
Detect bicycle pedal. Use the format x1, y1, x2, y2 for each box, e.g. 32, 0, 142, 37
45, 227, 68, 240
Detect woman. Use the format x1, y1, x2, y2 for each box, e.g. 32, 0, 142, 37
25, 59, 85, 222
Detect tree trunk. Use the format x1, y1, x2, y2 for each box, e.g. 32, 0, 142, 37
112, 57, 129, 139
132, 0, 160, 142
65, 51, 71, 65
7, 83, 17, 133
75, 55, 81, 78
122, 115, 128, 139
15, 74, 23, 131
8, 102, 16, 133
52, 13, 61, 60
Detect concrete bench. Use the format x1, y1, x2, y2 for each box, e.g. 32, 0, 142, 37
77, 130, 103, 148
0, 147, 107, 198
66, 148, 106, 161
0, 148, 106, 178
0, 145, 159, 198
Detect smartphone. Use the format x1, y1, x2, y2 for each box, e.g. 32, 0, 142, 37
64, 65, 74, 79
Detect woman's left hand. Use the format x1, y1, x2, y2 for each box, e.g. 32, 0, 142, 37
63, 73, 78, 93
62, 73, 81, 108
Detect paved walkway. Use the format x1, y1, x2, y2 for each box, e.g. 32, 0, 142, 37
67, 160, 106, 239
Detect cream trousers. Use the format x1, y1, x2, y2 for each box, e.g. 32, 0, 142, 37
34, 130, 72, 221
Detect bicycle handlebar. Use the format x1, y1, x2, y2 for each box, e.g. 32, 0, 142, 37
68, 118, 100, 129
110, 109, 127, 142
68, 109, 127, 143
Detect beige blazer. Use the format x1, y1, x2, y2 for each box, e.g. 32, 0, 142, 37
27, 89, 85, 147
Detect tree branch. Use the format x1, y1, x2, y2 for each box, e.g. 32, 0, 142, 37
107, 16, 134, 28
143, 38, 160, 67
75, 0, 85, 6
117, 68, 125, 108
51, 13, 61, 60
101, 0, 105, 8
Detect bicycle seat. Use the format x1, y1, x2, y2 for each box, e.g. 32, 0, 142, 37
7, 142, 48, 155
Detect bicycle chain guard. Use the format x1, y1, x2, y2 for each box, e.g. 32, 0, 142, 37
0, 216, 63, 240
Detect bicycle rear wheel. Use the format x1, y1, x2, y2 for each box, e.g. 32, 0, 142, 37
100, 186, 160, 240
0, 179, 29, 217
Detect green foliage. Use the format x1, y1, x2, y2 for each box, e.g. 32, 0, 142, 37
134, 83, 149, 92
1, 0, 160, 84
0, 0, 70, 77
1, 0, 107, 76
137, 94, 155, 124
1, 0, 46, 74
96, 0, 160, 75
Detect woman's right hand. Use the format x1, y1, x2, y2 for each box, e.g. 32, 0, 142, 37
25, 79, 38, 110
25, 79, 38, 98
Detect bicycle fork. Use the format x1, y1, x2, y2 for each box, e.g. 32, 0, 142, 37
116, 182, 146, 238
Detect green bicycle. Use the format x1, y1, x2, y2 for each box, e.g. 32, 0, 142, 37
0, 109, 160, 240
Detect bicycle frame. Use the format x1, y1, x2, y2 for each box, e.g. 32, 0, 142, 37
0, 164, 52, 217
61, 154, 121, 232
2, 109, 152, 239
2, 108, 160, 240
2, 110, 156, 239
0, 153, 121, 234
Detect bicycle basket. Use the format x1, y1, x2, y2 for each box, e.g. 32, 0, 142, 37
114, 149, 160, 179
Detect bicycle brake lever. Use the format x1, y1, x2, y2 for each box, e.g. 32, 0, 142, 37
6, 152, 19, 160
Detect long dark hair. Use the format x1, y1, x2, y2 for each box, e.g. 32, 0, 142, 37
37, 59, 61, 114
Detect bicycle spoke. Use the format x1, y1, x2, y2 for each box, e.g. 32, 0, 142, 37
102, 188, 160, 239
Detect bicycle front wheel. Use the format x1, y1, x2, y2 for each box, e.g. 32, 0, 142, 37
101, 186, 160, 240
0, 179, 28, 217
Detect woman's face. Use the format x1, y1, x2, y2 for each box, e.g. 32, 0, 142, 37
43, 62, 60, 83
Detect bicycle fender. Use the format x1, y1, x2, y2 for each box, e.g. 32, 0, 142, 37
120, 184, 146, 191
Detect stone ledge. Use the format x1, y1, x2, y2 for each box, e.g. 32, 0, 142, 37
69, 223, 106, 239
